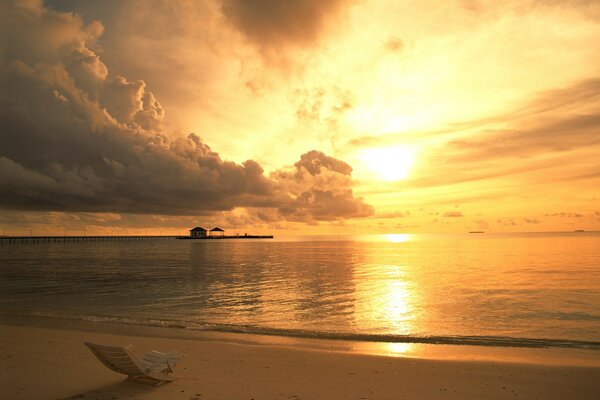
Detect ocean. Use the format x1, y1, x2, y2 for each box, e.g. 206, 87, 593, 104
1, 232, 599, 350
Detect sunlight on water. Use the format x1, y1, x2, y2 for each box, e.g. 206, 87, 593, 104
384, 233, 412, 243
381, 278, 413, 332
386, 342, 414, 355
355, 263, 417, 335
1, 232, 600, 349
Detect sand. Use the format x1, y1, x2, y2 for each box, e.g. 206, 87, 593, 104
1, 318, 599, 400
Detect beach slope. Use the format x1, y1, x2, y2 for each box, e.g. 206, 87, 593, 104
1, 322, 599, 400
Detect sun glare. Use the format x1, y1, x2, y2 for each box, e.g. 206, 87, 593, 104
359, 146, 416, 181
385, 233, 412, 243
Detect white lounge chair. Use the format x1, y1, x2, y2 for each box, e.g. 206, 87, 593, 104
84, 342, 182, 386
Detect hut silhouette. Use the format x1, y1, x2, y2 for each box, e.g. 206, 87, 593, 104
209, 227, 225, 237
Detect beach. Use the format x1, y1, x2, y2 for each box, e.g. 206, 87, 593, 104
2, 234, 599, 399
4, 1, 600, 398
2, 318, 599, 400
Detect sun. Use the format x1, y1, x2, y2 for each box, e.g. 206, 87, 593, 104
359, 145, 416, 181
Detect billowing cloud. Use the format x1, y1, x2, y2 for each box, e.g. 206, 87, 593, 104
271, 151, 373, 221
221, 0, 347, 49
0, 0, 371, 222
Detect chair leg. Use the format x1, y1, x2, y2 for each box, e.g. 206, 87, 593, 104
127, 376, 165, 386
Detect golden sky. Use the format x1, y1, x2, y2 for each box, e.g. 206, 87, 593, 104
1, 0, 599, 235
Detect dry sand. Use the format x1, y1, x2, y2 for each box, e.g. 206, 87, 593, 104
1, 318, 599, 400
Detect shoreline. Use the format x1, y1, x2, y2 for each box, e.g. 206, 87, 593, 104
2, 316, 600, 399
3, 314, 600, 367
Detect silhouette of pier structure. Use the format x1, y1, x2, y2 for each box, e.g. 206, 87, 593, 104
0, 235, 181, 244
0, 234, 273, 244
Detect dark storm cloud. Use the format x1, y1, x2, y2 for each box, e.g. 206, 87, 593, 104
0, 0, 372, 221
221, 0, 347, 48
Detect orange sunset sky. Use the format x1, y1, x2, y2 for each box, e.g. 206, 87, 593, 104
1, 0, 599, 235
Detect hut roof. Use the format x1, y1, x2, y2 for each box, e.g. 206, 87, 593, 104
210, 227, 225, 232
190, 227, 207, 232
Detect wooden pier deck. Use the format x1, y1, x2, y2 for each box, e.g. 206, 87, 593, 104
0, 235, 181, 244
178, 235, 274, 240
0, 234, 273, 244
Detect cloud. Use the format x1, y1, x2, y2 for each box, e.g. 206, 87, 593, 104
294, 85, 355, 148
459, 0, 600, 21
375, 211, 408, 219
544, 212, 584, 218
443, 211, 463, 217
271, 151, 373, 221
352, 76, 600, 196
221, 0, 347, 49
473, 219, 489, 229
0, 0, 371, 222
498, 218, 517, 227
448, 113, 600, 162
437, 78, 600, 165
384, 36, 404, 53
532, 0, 600, 21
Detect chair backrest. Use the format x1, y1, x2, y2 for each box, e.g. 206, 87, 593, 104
84, 342, 146, 377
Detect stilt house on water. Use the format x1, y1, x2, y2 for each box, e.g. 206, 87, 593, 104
184, 226, 272, 240
189, 227, 208, 238
209, 227, 225, 237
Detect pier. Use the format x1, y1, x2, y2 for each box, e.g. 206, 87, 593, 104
178, 235, 274, 240
0, 234, 273, 244
0, 235, 181, 244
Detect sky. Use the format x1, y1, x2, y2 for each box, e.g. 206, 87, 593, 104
1, 0, 599, 236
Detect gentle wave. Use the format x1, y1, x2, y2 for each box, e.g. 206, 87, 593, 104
2, 234, 600, 347
203, 325, 600, 350
17, 311, 600, 351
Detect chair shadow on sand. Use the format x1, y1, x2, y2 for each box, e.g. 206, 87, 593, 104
61, 379, 157, 400
60, 342, 184, 399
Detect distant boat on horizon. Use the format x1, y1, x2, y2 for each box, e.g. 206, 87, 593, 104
573, 229, 585, 232
469, 231, 485, 234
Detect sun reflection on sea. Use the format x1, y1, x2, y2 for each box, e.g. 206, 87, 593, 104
354, 258, 420, 338
386, 342, 413, 355
351, 341, 415, 357
379, 272, 413, 332
385, 233, 412, 243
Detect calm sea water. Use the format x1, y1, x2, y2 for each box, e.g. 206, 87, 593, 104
1, 233, 599, 350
